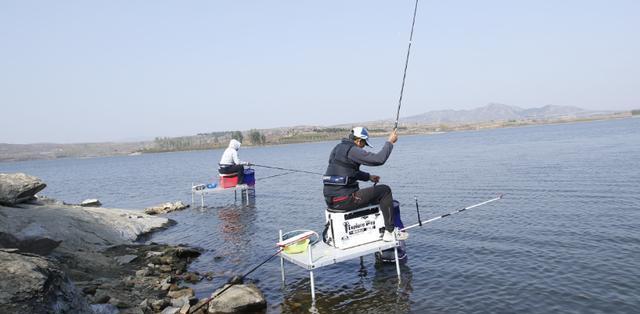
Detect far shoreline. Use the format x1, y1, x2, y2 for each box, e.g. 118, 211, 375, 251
0, 113, 633, 164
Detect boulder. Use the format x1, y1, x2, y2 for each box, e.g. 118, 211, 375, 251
0, 250, 92, 313
80, 198, 102, 207
207, 284, 266, 313
144, 201, 189, 215
113, 254, 138, 265
0, 173, 46, 206
0, 231, 61, 255
0, 203, 170, 252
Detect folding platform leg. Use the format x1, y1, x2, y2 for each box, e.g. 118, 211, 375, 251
279, 230, 285, 283
394, 245, 401, 282
200, 194, 204, 209
308, 244, 316, 301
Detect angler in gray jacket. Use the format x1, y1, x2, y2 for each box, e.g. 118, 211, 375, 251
323, 127, 408, 241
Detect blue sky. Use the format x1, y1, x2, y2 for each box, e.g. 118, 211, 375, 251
1, 0, 638, 143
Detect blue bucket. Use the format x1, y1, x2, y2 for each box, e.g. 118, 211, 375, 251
243, 168, 255, 185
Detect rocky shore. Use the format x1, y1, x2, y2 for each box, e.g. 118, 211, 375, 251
0, 173, 267, 313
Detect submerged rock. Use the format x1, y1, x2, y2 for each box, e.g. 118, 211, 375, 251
144, 201, 190, 215
0, 249, 92, 313
0, 173, 46, 206
81, 198, 102, 207
208, 284, 266, 313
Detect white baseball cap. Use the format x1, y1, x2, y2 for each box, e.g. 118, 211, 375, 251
352, 127, 372, 147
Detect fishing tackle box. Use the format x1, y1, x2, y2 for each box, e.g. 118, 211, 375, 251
324, 204, 385, 249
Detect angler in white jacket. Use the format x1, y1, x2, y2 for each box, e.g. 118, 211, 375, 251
219, 139, 250, 183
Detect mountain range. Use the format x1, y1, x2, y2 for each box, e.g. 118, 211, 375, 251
392, 103, 608, 125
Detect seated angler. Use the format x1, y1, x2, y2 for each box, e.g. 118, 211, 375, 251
219, 139, 250, 183
323, 127, 408, 241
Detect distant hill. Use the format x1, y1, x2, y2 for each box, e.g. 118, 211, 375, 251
0, 104, 629, 162
397, 103, 605, 125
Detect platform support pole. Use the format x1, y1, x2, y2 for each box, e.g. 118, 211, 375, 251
279, 230, 285, 283
308, 244, 316, 301
200, 194, 204, 209
394, 245, 401, 281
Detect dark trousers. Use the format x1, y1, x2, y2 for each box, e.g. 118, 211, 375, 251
326, 184, 396, 232
219, 165, 244, 183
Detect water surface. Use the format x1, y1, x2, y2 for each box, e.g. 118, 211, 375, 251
2, 118, 639, 313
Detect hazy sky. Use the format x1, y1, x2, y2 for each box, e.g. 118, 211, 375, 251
1, 0, 638, 144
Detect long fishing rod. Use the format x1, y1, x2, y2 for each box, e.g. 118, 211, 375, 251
251, 164, 323, 176
402, 194, 504, 231
394, 0, 420, 130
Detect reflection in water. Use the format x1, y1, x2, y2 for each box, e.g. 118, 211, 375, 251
216, 203, 257, 249
280, 261, 414, 313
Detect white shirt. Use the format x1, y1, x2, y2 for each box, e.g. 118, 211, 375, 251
219, 139, 244, 166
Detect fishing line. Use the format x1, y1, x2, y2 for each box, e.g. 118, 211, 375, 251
252, 164, 323, 176
394, 0, 420, 130
257, 171, 295, 181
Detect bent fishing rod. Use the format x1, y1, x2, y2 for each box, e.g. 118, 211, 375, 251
402, 194, 504, 231
394, 0, 420, 130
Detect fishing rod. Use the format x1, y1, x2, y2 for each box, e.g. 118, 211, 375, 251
188, 231, 316, 314
394, 0, 420, 130
187, 248, 283, 313
251, 164, 323, 176
402, 194, 504, 231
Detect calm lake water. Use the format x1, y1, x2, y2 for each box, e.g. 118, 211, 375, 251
2, 118, 639, 313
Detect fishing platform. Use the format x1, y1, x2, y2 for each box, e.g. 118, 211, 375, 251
278, 235, 401, 301
191, 183, 255, 207
191, 168, 256, 207
276, 195, 504, 302
277, 203, 404, 301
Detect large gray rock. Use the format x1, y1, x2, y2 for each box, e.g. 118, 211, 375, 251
0, 249, 92, 313
208, 284, 266, 313
0, 203, 170, 252
0, 173, 46, 206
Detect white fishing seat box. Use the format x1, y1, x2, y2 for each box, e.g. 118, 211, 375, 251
325, 204, 385, 249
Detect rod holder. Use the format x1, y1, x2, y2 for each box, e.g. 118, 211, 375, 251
415, 196, 422, 227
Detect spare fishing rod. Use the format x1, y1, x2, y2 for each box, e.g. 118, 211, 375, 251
187, 248, 283, 313
251, 164, 323, 176
187, 231, 317, 314
403, 194, 504, 231
394, 0, 420, 130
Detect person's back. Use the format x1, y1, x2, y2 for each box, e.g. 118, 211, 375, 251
219, 139, 249, 183
322, 127, 407, 241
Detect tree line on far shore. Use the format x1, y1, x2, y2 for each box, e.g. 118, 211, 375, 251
143, 129, 267, 153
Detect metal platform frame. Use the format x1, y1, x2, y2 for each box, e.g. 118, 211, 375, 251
191, 183, 255, 208
278, 230, 401, 302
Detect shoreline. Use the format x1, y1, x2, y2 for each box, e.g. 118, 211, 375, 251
0, 113, 632, 163
0, 197, 243, 313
